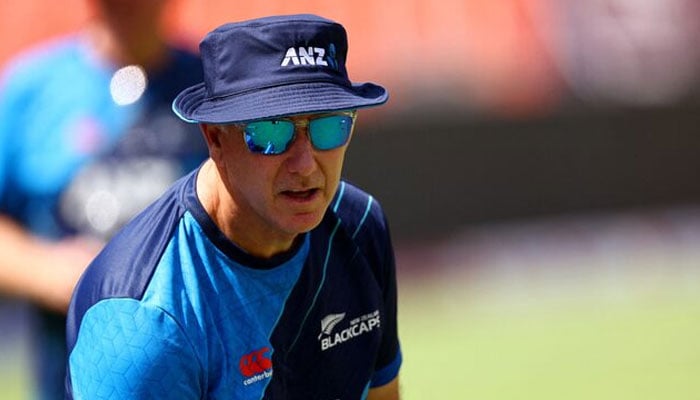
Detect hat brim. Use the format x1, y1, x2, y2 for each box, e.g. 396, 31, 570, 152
173, 81, 388, 124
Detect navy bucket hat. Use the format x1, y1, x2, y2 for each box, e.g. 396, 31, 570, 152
173, 14, 388, 124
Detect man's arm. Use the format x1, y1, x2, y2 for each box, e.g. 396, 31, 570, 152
0, 215, 101, 313
368, 376, 400, 400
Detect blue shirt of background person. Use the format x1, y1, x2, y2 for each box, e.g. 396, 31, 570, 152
0, 0, 207, 398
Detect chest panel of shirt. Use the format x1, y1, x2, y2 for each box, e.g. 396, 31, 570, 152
9, 48, 135, 199
263, 216, 386, 400
143, 212, 308, 399
147, 213, 386, 400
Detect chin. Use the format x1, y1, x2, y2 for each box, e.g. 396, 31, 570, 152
285, 211, 325, 234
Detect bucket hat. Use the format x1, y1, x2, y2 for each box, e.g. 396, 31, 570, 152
173, 14, 388, 124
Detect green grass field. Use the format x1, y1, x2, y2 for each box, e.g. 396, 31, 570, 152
1, 349, 32, 400
397, 278, 700, 400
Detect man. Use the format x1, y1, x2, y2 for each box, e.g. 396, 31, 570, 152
66, 14, 401, 399
0, 1, 207, 398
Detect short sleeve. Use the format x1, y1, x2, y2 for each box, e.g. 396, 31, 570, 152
68, 298, 203, 399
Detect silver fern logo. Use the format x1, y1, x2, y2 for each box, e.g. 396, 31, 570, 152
318, 313, 346, 339
318, 310, 381, 351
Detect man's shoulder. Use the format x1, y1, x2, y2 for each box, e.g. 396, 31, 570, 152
75, 172, 196, 298
66, 172, 201, 353
1, 35, 82, 87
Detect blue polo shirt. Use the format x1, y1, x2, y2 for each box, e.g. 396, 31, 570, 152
66, 174, 402, 399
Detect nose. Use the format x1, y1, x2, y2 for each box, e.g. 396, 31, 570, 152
284, 126, 317, 176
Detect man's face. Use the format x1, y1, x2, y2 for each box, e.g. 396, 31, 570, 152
210, 112, 353, 243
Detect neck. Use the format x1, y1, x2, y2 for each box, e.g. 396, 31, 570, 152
196, 160, 298, 259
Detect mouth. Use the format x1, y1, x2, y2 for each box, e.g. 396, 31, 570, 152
280, 188, 321, 201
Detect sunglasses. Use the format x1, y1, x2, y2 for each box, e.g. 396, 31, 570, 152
240, 111, 356, 155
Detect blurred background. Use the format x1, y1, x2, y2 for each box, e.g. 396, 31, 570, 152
1, 0, 700, 398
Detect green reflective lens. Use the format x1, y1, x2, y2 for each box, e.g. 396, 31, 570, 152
308, 115, 353, 150
244, 120, 295, 155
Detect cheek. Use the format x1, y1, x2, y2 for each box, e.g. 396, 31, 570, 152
332, 147, 348, 174
321, 150, 347, 191
229, 160, 274, 198
218, 136, 273, 198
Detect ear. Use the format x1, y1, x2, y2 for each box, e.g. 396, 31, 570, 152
200, 123, 224, 160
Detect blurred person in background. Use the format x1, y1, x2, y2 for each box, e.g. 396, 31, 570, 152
0, 0, 207, 398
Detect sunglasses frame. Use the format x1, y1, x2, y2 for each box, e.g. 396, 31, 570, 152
237, 110, 357, 155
